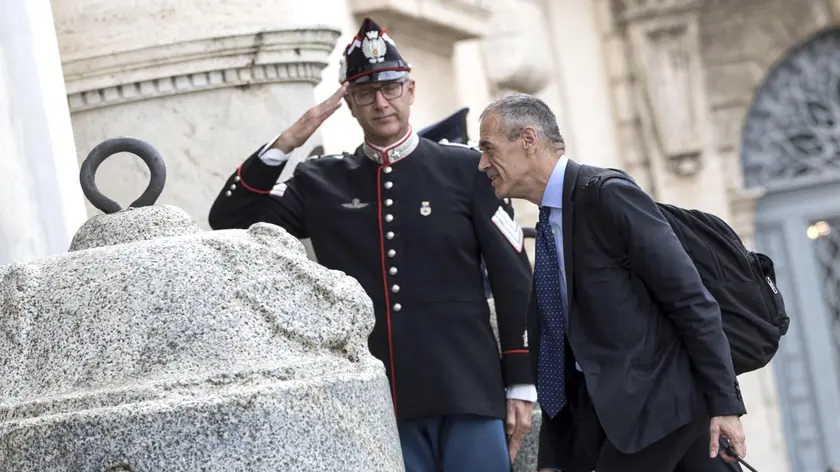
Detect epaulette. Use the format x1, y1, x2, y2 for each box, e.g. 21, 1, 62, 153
438, 139, 480, 153
307, 153, 349, 160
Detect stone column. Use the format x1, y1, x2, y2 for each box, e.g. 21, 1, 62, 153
52, 0, 342, 227
541, 0, 623, 169
0, 0, 88, 265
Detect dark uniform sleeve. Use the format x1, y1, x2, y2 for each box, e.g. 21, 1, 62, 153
471, 169, 535, 387
599, 179, 746, 417
208, 144, 308, 239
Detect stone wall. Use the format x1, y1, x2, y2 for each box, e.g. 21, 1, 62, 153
698, 0, 835, 241
698, 3, 840, 470
589, 2, 840, 471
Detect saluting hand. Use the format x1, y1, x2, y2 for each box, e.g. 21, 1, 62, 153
272, 82, 349, 153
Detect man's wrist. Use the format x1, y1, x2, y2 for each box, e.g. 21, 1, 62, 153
506, 384, 537, 402
271, 133, 297, 154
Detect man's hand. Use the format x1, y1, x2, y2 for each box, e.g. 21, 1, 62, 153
709, 415, 746, 462
505, 399, 534, 463
272, 83, 349, 153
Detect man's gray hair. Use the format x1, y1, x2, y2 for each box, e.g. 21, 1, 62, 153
480, 93, 564, 149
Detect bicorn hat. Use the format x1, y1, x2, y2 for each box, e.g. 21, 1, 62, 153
338, 17, 411, 84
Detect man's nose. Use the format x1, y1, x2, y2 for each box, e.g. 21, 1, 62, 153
477, 152, 490, 171
373, 90, 389, 109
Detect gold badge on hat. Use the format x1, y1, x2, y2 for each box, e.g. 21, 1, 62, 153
420, 201, 431, 216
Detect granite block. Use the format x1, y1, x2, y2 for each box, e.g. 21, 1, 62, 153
0, 206, 404, 471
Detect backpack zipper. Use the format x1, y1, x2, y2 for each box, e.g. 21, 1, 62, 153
766, 276, 779, 294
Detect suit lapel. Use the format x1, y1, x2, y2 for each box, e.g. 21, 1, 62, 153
562, 159, 580, 311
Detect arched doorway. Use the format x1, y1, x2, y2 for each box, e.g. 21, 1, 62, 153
741, 27, 840, 471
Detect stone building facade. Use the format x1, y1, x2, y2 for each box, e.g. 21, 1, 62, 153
3, 0, 840, 470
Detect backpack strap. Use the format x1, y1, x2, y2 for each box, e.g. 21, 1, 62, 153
579, 167, 636, 268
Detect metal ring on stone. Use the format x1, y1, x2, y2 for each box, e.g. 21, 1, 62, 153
79, 137, 167, 215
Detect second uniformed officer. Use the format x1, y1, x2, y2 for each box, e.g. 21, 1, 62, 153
209, 17, 535, 472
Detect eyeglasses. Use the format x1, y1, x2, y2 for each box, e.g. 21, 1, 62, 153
350, 80, 407, 106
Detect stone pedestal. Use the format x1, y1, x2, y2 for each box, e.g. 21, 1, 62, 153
0, 202, 404, 471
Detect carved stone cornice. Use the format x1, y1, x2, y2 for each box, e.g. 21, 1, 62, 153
349, 0, 492, 46
64, 28, 340, 112
613, 0, 703, 22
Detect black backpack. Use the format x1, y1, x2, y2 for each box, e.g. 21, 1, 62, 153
579, 168, 790, 375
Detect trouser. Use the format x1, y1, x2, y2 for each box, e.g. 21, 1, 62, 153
597, 416, 744, 472
398, 414, 511, 472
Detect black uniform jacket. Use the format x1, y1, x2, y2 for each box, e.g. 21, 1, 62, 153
209, 133, 534, 421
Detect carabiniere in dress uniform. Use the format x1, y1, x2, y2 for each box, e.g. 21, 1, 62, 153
208, 17, 534, 433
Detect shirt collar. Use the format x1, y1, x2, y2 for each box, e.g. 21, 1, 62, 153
540, 155, 569, 210
362, 126, 419, 165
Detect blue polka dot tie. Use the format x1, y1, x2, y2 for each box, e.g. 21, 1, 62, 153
535, 206, 568, 418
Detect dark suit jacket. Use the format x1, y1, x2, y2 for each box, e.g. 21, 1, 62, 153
529, 159, 746, 470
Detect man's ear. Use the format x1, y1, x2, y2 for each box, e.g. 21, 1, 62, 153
344, 96, 356, 118
408, 79, 416, 106
521, 126, 538, 152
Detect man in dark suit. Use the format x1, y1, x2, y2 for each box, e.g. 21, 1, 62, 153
475, 93, 748, 472
208, 17, 535, 472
